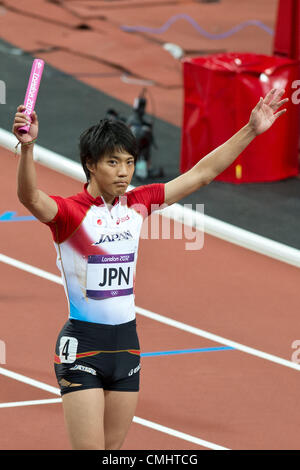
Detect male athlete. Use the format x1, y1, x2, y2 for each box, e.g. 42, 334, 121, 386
12, 88, 288, 449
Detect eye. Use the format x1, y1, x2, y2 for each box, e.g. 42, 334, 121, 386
108, 160, 117, 165
127, 160, 134, 165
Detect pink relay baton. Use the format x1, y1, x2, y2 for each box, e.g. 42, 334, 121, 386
18, 58, 44, 134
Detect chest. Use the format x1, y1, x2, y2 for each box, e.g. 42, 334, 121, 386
84, 205, 142, 298
83, 203, 143, 250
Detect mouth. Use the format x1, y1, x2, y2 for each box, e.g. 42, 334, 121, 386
114, 182, 128, 187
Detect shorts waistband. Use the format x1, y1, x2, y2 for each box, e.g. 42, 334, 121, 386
68, 318, 136, 330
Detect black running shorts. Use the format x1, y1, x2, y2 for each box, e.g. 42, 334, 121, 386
54, 318, 141, 396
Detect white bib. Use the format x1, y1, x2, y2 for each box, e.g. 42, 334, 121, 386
86, 252, 135, 300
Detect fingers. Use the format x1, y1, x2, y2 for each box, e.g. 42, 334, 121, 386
12, 105, 39, 142
274, 108, 287, 120
253, 96, 263, 111
258, 96, 263, 110
264, 88, 286, 106
14, 113, 31, 126
262, 88, 289, 114
15, 105, 38, 118
272, 97, 289, 110
30, 110, 38, 123
15, 113, 30, 121
263, 88, 277, 105
12, 108, 30, 135
13, 106, 38, 129
269, 88, 286, 107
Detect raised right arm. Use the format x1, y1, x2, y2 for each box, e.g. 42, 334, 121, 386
13, 105, 58, 223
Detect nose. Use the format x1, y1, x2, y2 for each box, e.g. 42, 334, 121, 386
117, 163, 129, 177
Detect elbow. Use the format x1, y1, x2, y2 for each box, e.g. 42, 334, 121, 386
203, 170, 217, 186
197, 169, 215, 188
204, 178, 212, 187
17, 190, 29, 206
17, 191, 26, 205
199, 176, 213, 187
17, 191, 37, 208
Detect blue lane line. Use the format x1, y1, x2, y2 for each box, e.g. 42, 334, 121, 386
141, 346, 235, 357
121, 15, 274, 37
0, 211, 36, 222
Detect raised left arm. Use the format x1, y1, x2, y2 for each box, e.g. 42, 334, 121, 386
165, 88, 288, 206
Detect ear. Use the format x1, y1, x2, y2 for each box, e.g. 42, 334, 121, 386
86, 159, 96, 176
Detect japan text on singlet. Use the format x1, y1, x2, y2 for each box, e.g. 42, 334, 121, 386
44, 183, 165, 325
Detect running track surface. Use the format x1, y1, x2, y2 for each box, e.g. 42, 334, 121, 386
1, 146, 300, 450
0, 0, 277, 127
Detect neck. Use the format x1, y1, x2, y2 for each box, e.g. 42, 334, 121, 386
87, 180, 115, 205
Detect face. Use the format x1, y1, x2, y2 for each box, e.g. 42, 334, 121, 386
87, 150, 135, 199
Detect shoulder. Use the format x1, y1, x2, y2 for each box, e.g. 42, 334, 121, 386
47, 192, 89, 221
124, 183, 165, 218
125, 183, 165, 207
45, 191, 92, 243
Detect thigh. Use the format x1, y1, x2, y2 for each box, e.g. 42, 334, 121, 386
104, 390, 139, 450
54, 319, 106, 395
62, 388, 105, 450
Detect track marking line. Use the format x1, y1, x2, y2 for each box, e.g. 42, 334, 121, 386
136, 306, 300, 371
0, 398, 62, 408
0, 211, 36, 222
1, 252, 300, 372
0, 366, 61, 395
0, 253, 62, 284
133, 416, 230, 450
141, 346, 235, 357
0, 392, 228, 450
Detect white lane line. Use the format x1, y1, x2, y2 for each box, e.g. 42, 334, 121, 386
0, 253, 62, 285
1, 252, 300, 372
0, 394, 227, 450
0, 398, 62, 408
136, 306, 300, 372
156, 204, 300, 269
0, 366, 61, 395
133, 416, 230, 450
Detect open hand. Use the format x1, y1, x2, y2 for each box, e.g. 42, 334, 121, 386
248, 88, 289, 136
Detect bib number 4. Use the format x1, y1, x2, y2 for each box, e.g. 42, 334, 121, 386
59, 336, 78, 364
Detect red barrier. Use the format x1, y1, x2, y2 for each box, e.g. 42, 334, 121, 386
180, 53, 300, 183
273, 0, 300, 156
273, 0, 300, 60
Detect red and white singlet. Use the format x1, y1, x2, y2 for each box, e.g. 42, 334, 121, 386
44, 183, 165, 325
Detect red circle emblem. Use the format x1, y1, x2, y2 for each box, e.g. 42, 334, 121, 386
97, 219, 102, 225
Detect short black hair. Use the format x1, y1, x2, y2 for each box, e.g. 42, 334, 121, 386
79, 119, 138, 181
